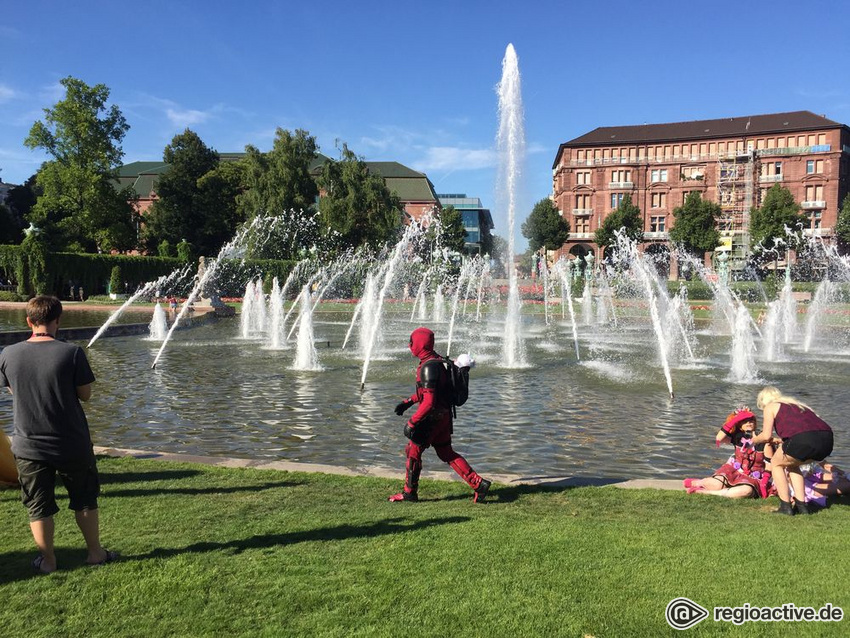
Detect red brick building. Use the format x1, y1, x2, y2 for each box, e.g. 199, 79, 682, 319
551, 111, 850, 273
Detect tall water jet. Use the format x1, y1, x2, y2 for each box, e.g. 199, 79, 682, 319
497, 43, 527, 367
268, 278, 286, 349
240, 279, 257, 339
804, 279, 836, 352
552, 258, 580, 360
147, 302, 168, 341
475, 260, 490, 322
152, 216, 269, 369
730, 302, 759, 382
293, 284, 321, 371
616, 233, 674, 397
360, 223, 422, 388
432, 285, 445, 323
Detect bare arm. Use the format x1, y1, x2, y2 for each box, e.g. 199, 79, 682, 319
751, 403, 778, 444
77, 383, 92, 402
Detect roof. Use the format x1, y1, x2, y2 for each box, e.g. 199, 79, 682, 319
554, 110, 848, 167
366, 162, 438, 203
116, 155, 435, 202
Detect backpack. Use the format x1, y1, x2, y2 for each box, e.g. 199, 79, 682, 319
440, 356, 470, 409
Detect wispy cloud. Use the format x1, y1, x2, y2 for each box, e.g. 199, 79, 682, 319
0, 84, 20, 104
411, 146, 497, 172
124, 92, 251, 130
39, 81, 65, 103
166, 107, 212, 127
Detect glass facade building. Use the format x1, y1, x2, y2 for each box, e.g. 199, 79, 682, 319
436, 194, 494, 255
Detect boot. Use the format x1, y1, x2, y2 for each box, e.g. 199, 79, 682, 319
773, 499, 795, 516
795, 500, 813, 515
473, 478, 491, 504
388, 490, 418, 502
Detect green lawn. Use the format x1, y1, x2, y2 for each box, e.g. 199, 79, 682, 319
2, 456, 848, 637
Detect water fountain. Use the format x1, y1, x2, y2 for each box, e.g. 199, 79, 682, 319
9, 49, 850, 485
147, 303, 168, 341
497, 43, 527, 368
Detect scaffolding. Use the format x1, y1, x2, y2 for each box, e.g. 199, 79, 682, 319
716, 150, 754, 266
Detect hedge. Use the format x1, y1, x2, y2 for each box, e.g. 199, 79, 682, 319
0, 244, 299, 300
0, 245, 182, 298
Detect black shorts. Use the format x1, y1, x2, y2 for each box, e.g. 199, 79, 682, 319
14, 457, 100, 521
783, 430, 834, 462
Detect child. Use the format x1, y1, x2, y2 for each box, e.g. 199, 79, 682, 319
800, 462, 850, 507
683, 408, 775, 499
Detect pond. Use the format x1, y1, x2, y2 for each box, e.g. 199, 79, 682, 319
2, 306, 847, 481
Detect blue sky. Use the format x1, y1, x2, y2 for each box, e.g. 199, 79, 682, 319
2, 0, 848, 250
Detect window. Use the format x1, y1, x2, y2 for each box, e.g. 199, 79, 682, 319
575, 193, 591, 210
775, 162, 782, 175
681, 166, 705, 180
651, 192, 667, 209
576, 170, 591, 185
805, 184, 824, 202
810, 210, 822, 229
650, 216, 666, 232
818, 134, 826, 145
806, 159, 823, 174
574, 217, 590, 234
611, 169, 631, 183
611, 193, 625, 209
651, 169, 668, 182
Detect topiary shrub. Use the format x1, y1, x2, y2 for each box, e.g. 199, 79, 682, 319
109, 265, 122, 295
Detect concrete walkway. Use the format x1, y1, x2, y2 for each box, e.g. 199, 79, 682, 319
93, 446, 683, 491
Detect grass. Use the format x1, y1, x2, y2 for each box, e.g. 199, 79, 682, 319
2, 457, 849, 637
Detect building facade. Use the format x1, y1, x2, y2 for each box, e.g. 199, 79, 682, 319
117, 156, 441, 224
551, 111, 850, 272
436, 193, 494, 255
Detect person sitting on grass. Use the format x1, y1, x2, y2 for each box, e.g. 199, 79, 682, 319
683, 408, 775, 499
800, 461, 850, 508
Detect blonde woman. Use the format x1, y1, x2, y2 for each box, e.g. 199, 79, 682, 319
752, 387, 834, 515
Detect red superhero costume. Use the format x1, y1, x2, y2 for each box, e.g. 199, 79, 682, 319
389, 327, 490, 503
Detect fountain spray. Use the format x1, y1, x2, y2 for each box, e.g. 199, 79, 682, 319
497, 43, 527, 367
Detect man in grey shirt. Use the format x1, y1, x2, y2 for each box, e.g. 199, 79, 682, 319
0, 295, 117, 573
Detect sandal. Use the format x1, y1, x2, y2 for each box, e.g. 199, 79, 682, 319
32, 555, 54, 574
87, 549, 120, 566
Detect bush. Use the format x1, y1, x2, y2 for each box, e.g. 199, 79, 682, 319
0, 290, 24, 302
109, 265, 122, 295
158, 240, 175, 258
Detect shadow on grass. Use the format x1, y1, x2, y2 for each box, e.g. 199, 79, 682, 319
0, 516, 470, 585
434, 476, 626, 504
99, 469, 203, 484
103, 480, 302, 498
136, 516, 470, 561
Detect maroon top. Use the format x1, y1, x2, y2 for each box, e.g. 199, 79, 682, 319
774, 403, 832, 440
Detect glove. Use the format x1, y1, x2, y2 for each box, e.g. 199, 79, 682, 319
395, 400, 412, 416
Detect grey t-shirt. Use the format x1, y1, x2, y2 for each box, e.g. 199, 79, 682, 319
0, 339, 96, 463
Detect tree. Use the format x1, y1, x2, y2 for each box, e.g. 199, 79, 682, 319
668, 192, 721, 256
1, 174, 37, 244
435, 205, 466, 254
749, 184, 808, 253
834, 194, 850, 253
239, 128, 319, 218
24, 76, 137, 252
521, 198, 569, 253
142, 129, 236, 257
594, 193, 643, 250
317, 143, 403, 250
490, 234, 508, 278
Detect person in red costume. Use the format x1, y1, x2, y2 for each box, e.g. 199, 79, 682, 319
389, 327, 491, 503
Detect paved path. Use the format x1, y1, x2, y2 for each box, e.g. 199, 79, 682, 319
93, 446, 683, 491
